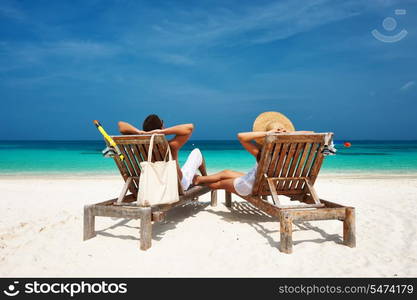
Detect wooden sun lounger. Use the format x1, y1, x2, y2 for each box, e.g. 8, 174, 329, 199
224, 132, 356, 254
83, 134, 216, 250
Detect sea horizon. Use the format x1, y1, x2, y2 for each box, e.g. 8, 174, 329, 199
2, 139, 417, 142
1, 140, 417, 176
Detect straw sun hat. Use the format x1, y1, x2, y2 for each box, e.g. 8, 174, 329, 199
252, 111, 295, 144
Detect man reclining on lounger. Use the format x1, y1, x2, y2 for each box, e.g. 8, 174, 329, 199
118, 114, 206, 191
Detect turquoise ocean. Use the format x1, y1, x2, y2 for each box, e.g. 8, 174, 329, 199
1, 140, 417, 176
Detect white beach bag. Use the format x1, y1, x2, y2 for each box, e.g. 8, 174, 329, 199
137, 135, 179, 206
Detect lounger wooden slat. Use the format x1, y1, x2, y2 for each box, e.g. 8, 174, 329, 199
273, 143, 289, 178
157, 143, 168, 161
152, 142, 163, 161
138, 144, 148, 161
112, 153, 138, 195
289, 143, 310, 190
261, 143, 281, 198
261, 142, 288, 197
118, 145, 133, 175
307, 143, 326, 185
113, 135, 167, 144
132, 145, 145, 164
118, 145, 138, 189
277, 143, 297, 190
226, 132, 356, 254
125, 145, 141, 176
84, 134, 215, 250
267, 143, 282, 177
283, 142, 305, 190
297, 142, 320, 190
252, 141, 274, 195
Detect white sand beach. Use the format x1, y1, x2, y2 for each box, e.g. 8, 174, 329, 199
1, 174, 417, 277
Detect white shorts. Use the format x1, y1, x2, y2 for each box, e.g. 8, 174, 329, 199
180, 148, 203, 190
233, 177, 253, 196
233, 164, 258, 196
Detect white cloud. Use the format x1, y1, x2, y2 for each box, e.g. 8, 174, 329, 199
400, 81, 415, 91
0, 1, 25, 21
147, 0, 370, 48
153, 53, 195, 66
0, 40, 120, 67
48, 41, 121, 57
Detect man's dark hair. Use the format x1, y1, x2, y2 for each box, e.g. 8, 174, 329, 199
143, 114, 163, 132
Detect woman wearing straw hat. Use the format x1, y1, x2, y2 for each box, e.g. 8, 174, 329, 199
193, 112, 312, 197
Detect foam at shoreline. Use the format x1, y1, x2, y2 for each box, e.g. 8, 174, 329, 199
2, 169, 417, 180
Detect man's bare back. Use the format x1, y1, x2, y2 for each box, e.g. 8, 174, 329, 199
118, 115, 205, 189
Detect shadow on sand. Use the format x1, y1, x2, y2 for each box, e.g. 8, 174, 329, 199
206, 201, 343, 249
96, 199, 342, 249
96, 202, 209, 242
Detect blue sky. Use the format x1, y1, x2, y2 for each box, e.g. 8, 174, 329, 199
0, 0, 416, 140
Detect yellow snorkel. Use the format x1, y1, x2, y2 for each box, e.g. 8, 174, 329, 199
93, 120, 124, 161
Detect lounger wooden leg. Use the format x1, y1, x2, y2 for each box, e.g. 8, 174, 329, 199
280, 211, 293, 254
140, 207, 152, 250
225, 191, 232, 208
211, 190, 217, 207
83, 205, 96, 241
343, 207, 356, 248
